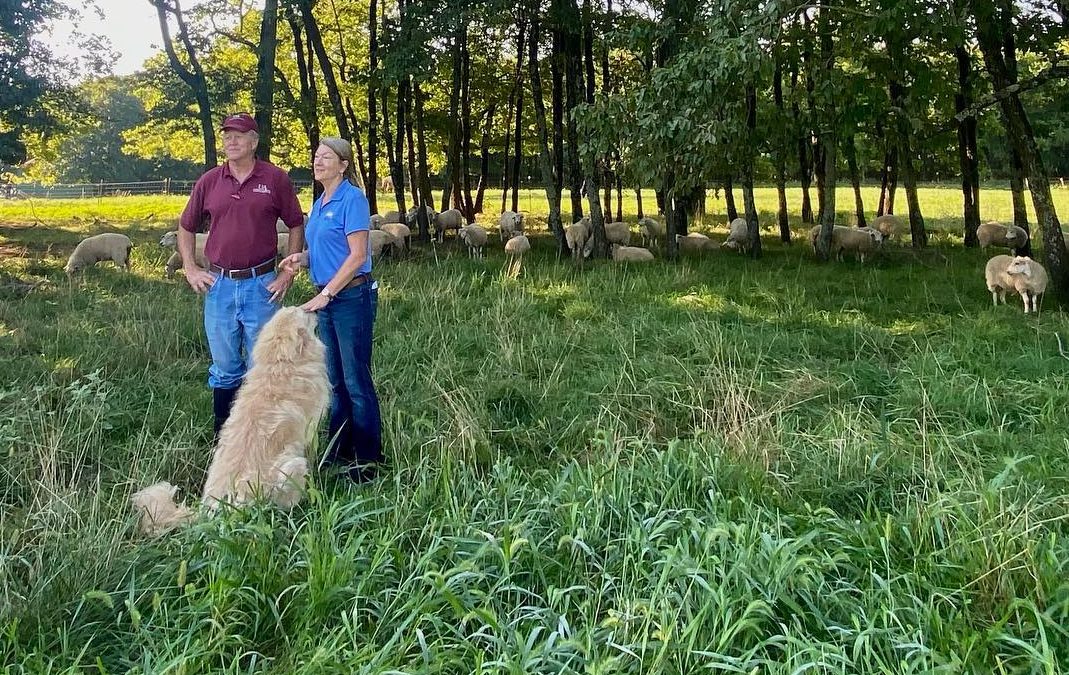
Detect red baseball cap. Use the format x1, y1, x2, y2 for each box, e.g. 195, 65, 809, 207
220, 112, 258, 133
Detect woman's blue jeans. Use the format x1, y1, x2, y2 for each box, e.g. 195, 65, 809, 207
317, 281, 384, 468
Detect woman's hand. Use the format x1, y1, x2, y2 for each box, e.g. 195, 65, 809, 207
280, 251, 308, 275
300, 293, 331, 313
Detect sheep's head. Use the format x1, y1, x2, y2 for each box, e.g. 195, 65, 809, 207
64, 256, 83, 275
159, 231, 178, 247
1006, 230, 1019, 240
1006, 256, 1034, 277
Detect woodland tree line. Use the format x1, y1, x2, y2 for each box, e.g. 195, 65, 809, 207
2, 0, 1069, 289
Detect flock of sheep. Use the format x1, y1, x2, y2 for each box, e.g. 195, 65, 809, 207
61, 206, 1050, 313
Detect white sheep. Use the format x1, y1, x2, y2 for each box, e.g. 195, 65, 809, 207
369, 214, 384, 230
434, 208, 466, 243
65, 233, 133, 275
810, 225, 883, 263
498, 210, 525, 242
604, 221, 632, 246
1005, 255, 1048, 314
161, 231, 292, 278
638, 217, 666, 248
459, 224, 490, 259
675, 232, 717, 253
381, 210, 405, 225
503, 233, 530, 278
369, 229, 396, 259
406, 205, 437, 230
611, 244, 654, 262
984, 254, 1016, 307
380, 222, 412, 253
721, 217, 754, 253
978, 222, 1029, 254
870, 214, 903, 241
565, 218, 592, 263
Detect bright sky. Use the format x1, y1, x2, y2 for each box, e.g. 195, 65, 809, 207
46, 0, 164, 77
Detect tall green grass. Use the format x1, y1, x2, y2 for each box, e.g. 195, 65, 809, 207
2, 186, 1068, 672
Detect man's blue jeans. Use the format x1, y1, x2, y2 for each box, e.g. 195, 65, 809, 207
204, 269, 279, 389
317, 281, 384, 468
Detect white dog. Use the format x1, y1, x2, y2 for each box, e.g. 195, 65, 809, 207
132, 307, 331, 535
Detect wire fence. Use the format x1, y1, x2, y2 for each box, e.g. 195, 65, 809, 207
0, 179, 315, 200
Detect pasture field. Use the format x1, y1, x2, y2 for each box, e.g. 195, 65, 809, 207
2, 186, 1069, 673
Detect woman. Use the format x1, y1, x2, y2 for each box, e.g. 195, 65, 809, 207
281, 137, 384, 482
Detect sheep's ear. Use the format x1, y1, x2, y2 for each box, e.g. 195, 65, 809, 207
1022, 263, 1033, 277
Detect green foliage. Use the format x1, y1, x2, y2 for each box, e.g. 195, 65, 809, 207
2, 186, 1069, 670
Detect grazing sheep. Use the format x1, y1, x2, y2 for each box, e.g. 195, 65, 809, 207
406, 205, 438, 230
498, 210, 525, 242
721, 217, 754, 253
978, 221, 1029, 254
870, 214, 903, 241
675, 232, 717, 253
810, 225, 883, 262
503, 233, 530, 277
369, 229, 396, 259
1005, 255, 1048, 314
65, 233, 133, 275
604, 221, 632, 247
611, 244, 654, 262
565, 218, 592, 263
459, 224, 490, 259
434, 208, 466, 243
984, 254, 1016, 307
381, 222, 412, 253
638, 217, 666, 248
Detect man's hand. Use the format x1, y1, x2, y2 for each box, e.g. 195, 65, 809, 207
184, 266, 216, 294
280, 251, 307, 275
267, 268, 296, 303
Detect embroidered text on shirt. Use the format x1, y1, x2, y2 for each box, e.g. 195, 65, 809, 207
253, 183, 272, 194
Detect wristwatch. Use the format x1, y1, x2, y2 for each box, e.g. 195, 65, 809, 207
319, 287, 334, 301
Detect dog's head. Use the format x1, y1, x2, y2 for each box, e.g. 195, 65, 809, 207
252, 306, 325, 365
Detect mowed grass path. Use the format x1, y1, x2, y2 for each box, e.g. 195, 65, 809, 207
2, 186, 1069, 672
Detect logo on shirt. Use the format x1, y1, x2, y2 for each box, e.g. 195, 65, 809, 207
252, 183, 272, 194
325, 211, 335, 218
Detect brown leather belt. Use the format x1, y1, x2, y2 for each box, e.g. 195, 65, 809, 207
316, 273, 372, 294
209, 258, 276, 280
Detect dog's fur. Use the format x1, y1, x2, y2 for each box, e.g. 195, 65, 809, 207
132, 307, 331, 535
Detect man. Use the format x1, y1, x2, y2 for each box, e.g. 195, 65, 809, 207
179, 112, 305, 438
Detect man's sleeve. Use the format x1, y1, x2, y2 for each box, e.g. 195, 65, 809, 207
179, 176, 208, 233
279, 174, 305, 228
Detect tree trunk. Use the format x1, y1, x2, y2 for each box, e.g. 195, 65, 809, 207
790, 64, 812, 224
252, 0, 278, 160
150, 0, 216, 169
404, 85, 419, 208
447, 13, 464, 212
845, 133, 866, 228
474, 103, 497, 214
971, 0, 1065, 289
414, 82, 433, 240
527, 15, 566, 250
502, 17, 527, 214
1010, 147, 1030, 233
877, 139, 896, 216
773, 57, 790, 243
551, 26, 565, 194
955, 45, 981, 247
392, 78, 407, 213
284, 7, 319, 192
366, 0, 378, 213
459, 32, 475, 220
890, 76, 927, 247
615, 170, 623, 221
742, 81, 761, 258
297, 0, 350, 143
636, 188, 644, 218
511, 64, 524, 213
723, 176, 738, 221
813, 3, 837, 260
561, 0, 584, 221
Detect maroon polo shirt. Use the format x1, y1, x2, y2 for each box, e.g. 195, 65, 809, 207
179, 160, 304, 270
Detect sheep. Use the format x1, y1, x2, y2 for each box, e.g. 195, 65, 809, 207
1005, 255, 1048, 314
721, 217, 754, 253
978, 221, 1029, 254
459, 224, 490, 259
675, 232, 717, 253
434, 208, 466, 243
870, 214, 903, 241
498, 210, 525, 242
406, 205, 438, 230
369, 229, 396, 259
381, 210, 405, 225
611, 244, 654, 262
604, 221, 632, 247
380, 222, 412, 253
503, 233, 530, 278
65, 233, 133, 275
984, 254, 1016, 307
565, 218, 592, 263
369, 214, 384, 230
809, 225, 883, 262
638, 217, 666, 248
161, 231, 292, 279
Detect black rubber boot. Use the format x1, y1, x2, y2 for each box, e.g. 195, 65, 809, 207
212, 387, 239, 442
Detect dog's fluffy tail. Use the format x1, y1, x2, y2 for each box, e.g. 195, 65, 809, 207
131, 481, 195, 536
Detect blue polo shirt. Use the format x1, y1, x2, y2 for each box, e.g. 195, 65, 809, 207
305, 179, 372, 287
